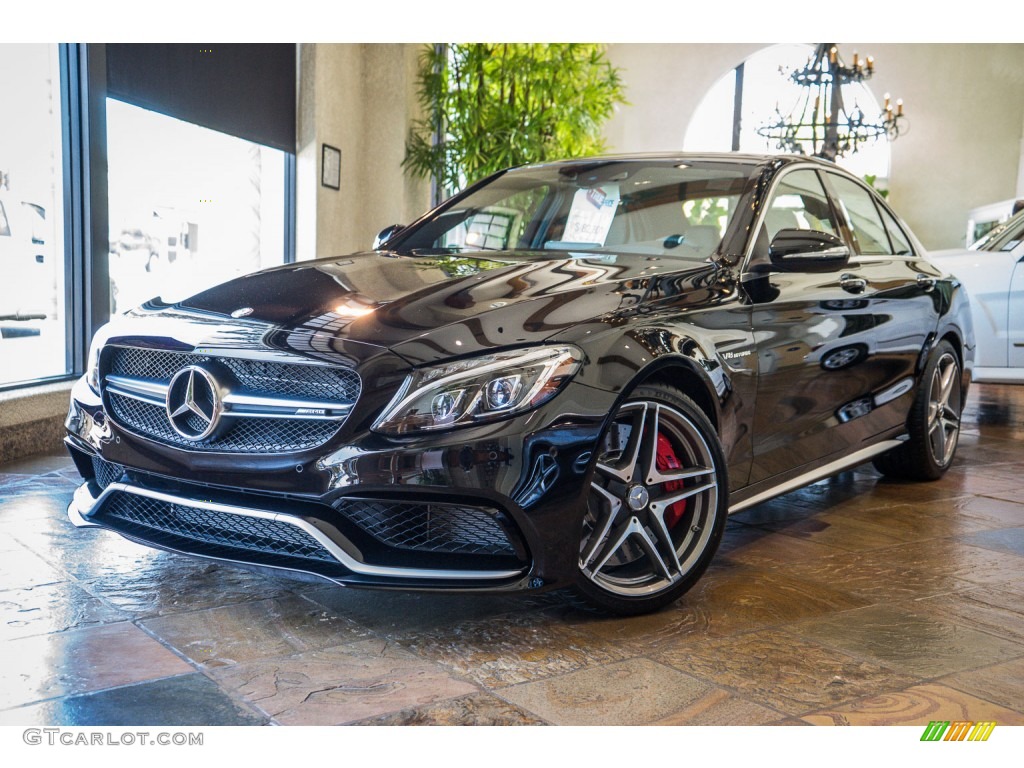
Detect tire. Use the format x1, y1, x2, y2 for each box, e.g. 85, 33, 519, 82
573, 384, 728, 615
873, 340, 963, 481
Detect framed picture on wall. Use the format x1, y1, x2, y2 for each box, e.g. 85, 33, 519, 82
322, 144, 341, 190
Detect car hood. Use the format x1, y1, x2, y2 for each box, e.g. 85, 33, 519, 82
114, 250, 715, 366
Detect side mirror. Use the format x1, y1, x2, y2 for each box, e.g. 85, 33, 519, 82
373, 224, 405, 250
769, 228, 850, 272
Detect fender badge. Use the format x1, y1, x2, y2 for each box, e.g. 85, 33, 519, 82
230, 307, 254, 318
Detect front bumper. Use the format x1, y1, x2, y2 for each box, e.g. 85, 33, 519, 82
65, 373, 616, 592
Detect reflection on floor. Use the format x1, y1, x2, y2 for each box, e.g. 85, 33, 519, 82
1, 384, 1022, 726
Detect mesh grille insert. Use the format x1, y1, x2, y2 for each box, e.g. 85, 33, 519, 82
98, 492, 338, 564
337, 499, 516, 556
91, 456, 125, 489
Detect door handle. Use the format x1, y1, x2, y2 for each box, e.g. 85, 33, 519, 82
839, 274, 867, 294
916, 273, 935, 291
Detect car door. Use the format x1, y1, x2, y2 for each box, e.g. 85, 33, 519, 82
743, 168, 935, 485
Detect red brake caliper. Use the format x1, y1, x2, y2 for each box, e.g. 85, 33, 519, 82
656, 432, 688, 528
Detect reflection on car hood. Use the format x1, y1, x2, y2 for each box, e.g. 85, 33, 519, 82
120, 250, 713, 365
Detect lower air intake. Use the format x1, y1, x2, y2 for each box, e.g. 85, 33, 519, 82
337, 499, 517, 556
95, 491, 339, 565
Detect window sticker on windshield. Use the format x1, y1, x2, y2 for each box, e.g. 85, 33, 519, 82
1001, 240, 1020, 251
562, 184, 619, 246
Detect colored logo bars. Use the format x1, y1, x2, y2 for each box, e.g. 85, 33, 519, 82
920, 721, 996, 742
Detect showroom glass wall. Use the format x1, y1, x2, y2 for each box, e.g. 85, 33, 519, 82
0, 44, 296, 390
0, 45, 70, 386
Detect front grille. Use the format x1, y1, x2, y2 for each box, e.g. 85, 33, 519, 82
108, 394, 340, 453
97, 491, 338, 564
102, 346, 359, 453
108, 347, 361, 402
337, 499, 516, 556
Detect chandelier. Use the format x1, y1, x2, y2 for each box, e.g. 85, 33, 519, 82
757, 43, 907, 161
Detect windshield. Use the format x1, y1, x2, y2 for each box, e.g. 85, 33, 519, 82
972, 209, 1024, 253
390, 160, 757, 261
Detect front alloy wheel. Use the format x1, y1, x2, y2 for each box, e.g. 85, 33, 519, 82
575, 385, 727, 614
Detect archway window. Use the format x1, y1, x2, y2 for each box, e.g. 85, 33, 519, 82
683, 44, 890, 182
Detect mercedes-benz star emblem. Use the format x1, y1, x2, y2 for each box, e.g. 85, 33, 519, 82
627, 485, 650, 511
165, 366, 222, 441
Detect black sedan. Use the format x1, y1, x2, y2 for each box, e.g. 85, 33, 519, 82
65, 153, 973, 614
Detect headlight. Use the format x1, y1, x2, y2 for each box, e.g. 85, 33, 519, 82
85, 332, 104, 395
372, 346, 583, 435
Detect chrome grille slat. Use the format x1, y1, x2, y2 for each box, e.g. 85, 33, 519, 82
108, 395, 340, 452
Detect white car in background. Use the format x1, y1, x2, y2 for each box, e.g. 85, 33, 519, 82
0, 191, 53, 322
930, 209, 1024, 383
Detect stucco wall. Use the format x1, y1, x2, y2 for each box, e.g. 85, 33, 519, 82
604, 43, 1024, 250
297, 43, 430, 260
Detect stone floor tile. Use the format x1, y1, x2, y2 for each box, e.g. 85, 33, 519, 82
914, 585, 1024, 645
80, 559, 294, 618
801, 683, 1024, 726
142, 593, 375, 668
958, 527, 1024, 558
302, 587, 528, 636
756, 514, 919, 553
649, 687, 783, 725
825, 502, 993, 542
718, 524, 846, 568
948, 495, 1024, 527
975, 488, 1024, 506
556, 565, 869, 653
209, 638, 478, 725
866, 539, 1024, 588
0, 672, 266, 726
0, 622, 193, 709
782, 546, 977, 603
0, 581, 130, 641
352, 692, 547, 725
398, 610, 635, 688
654, 628, 915, 716
790, 604, 1024, 679
0, 547, 65, 590
500, 658, 754, 726
935, 468, 1024, 496
939, 657, 1024, 712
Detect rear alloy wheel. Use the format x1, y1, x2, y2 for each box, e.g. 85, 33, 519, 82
874, 340, 962, 481
575, 385, 727, 614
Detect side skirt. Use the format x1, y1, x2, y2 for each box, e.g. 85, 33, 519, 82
728, 439, 903, 515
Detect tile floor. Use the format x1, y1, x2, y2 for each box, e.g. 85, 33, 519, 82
0, 384, 1021, 726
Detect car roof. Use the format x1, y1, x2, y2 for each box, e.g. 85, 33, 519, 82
518, 152, 830, 171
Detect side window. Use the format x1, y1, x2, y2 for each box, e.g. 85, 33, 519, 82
763, 170, 839, 243
877, 204, 914, 255
0, 200, 10, 237
827, 174, 890, 255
